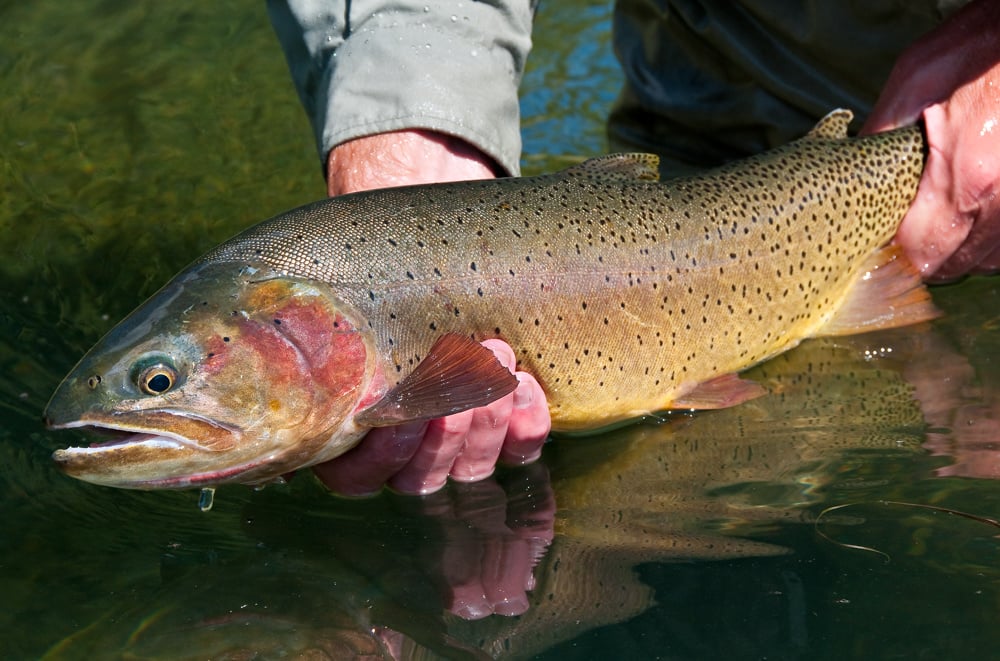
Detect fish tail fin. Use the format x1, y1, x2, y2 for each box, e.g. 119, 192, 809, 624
817, 244, 940, 337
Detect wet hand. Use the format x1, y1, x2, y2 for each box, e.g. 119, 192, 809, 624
863, 0, 1000, 281
313, 340, 550, 496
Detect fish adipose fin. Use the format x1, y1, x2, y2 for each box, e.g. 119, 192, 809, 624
671, 373, 767, 410
817, 244, 941, 336
804, 109, 853, 141
355, 333, 519, 427
565, 153, 661, 182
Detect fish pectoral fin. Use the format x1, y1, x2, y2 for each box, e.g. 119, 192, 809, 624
564, 153, 661, 182
671, 373, 767, 410
804, 109, 853, 140
817, 244, 941, 337
355, 333, 519, 427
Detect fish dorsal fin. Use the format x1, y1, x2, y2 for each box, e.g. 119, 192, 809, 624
671, 373, 767, 410
816, 244, 940, 336
355, 333, 518, 427
564, 153, 661, 182
804, 109, 854, 141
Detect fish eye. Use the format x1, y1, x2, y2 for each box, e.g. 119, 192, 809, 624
141, 368, 175, 394
131, 356, 180, 396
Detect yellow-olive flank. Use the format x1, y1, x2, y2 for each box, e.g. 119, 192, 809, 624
45, 110, 937, 489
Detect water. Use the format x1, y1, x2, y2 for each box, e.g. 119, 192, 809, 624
3, 1, 1000, 659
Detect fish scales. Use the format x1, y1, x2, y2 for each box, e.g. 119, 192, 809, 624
206, 116, 926, 431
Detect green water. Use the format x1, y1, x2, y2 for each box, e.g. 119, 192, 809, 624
3, 1, 1000, 659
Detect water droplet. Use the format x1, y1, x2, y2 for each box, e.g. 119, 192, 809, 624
198, 487, 215, 512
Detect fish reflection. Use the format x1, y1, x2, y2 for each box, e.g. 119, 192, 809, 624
45, 334, 937, 659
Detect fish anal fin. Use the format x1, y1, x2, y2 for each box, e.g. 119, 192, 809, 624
564, 153, 661, 182
355, 333, 518, 427
804, 109, 854, 141
671, 373, 767, 410
818, 244, 941, 337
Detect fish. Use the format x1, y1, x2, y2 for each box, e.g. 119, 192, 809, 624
44, 109, 938, 489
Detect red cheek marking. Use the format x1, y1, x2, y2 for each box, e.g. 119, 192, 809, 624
268, 300, 368, 400
201, 335, 231, 377
235, 321, 309, 387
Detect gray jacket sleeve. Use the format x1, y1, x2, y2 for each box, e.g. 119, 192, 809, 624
268, 0, 534, 176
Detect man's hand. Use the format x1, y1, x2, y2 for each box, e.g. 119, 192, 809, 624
325, 129, 502, 196
862, 0, 1000, 281
314, 340, 550, 496
313, 130, 552, 496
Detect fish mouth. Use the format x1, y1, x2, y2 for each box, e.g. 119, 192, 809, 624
47, 418, 223, 454
47, 414, 256, 489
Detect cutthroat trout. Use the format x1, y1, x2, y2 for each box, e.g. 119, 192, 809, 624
44, 109, 937, 489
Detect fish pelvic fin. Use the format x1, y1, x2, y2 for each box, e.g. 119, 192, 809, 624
564, 153, 661, 182
671, 373, 768, 410
817, 244, 941, 337
355, 333, 518, 427
804, 109, 853, 141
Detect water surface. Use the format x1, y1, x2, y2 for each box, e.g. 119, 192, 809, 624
3, 1, 1000, 659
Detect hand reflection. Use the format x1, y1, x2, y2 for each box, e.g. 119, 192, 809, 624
847, 319, 1000, 480
390, 462, 555, 619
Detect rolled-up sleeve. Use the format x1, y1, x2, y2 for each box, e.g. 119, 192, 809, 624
268, 0, 534, 175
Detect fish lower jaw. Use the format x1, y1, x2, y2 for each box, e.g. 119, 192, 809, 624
51, 439, 267, 490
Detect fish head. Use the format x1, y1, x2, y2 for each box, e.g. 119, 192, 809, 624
45, 262, 380, 489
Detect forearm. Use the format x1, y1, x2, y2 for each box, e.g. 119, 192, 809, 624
268, 0, 535, 177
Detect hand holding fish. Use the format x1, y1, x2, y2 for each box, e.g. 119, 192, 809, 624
863, 0, 1000, 281
313, 339, 550, 496
317, 131, 552, 496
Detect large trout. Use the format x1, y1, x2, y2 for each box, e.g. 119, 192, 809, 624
44, 110, 937, 489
